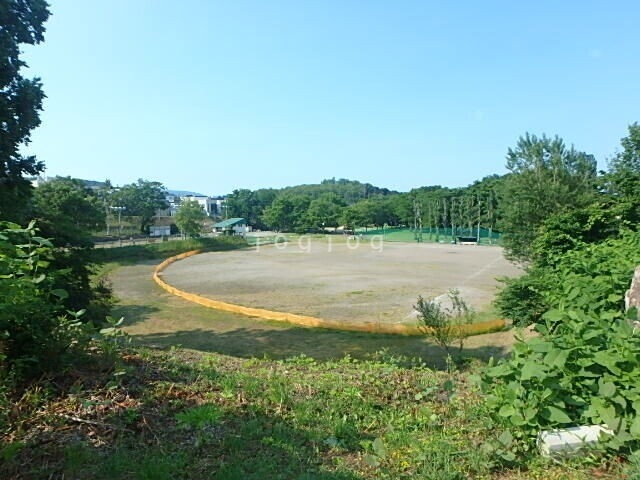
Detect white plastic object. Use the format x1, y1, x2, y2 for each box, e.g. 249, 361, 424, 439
537, 425, 613, 457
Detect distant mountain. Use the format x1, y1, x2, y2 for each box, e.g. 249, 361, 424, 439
167, 190, 208, 197
80, 179, 108, 188
274, 178, 398, 204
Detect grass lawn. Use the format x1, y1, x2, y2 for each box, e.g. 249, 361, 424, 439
1, 347, 631, 479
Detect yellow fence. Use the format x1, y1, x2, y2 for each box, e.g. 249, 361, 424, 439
153, 250, 507, 336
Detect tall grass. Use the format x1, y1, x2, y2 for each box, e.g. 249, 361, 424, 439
91, 236, 247, 265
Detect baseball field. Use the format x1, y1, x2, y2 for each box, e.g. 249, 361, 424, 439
160, 236, 521, 326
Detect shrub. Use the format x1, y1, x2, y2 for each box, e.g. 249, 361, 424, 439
483, 231, 640, 459
494, 269, 551, 327
495, 231, 640, 327
0, 222, 92, 379
415, 289, 476, 356
481, 308, 640, 457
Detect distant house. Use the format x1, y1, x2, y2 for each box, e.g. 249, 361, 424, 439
182, 195, 216, 216
212, 218, 250, 236
155, 193, 179, 217
149, 225, 171, 237
210, 196, 226, 217
157, 194, 217, 217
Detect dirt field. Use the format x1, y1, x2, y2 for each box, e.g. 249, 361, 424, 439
162, 237, 521, 326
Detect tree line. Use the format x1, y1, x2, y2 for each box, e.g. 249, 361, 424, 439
223, 124, 639, 267
224, 175, 506, 235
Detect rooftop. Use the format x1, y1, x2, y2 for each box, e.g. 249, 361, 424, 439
213, 218, 246, 228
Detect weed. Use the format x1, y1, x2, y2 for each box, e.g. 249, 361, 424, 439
415, 289, 476, 357
175, 403, 222, 429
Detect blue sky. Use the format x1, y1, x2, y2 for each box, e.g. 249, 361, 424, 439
22, 1, 640, 195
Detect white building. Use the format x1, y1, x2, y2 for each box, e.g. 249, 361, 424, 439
182, 195, 215, 216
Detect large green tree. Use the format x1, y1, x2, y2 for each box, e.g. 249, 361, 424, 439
225, 188, 276, 228
607, 122, 640, 204
341, 201, 370, 231
225, 188, 255, 222
0, 0, 51, 221
262, 194, 311, 232
29, 177, 111, 322
305, 193, 345, 230
530, 122, 640, 266
113, 179, 168, 233
496, 124, 640, 326
499, 133, 597, 262
175, 199, 206, 238
31, 177, 105, 246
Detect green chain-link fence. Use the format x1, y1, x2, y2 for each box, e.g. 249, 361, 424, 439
358, 226, 502, 245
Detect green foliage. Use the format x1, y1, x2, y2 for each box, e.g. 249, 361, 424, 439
415, 289, 476, 355
98, 315, 130, 362
3, 343, 631, 478
486, 231, 640, 459
174, 199, 206, 238
93, 448, 188, 480
31, 176, 106, 246
0, 221, 92, 378
340, 197, 393, 230
496, 231, 640, 326
25, 177, 115, 321
305, 192, 345, 230
27, 178, 112, 322
500, 133, 598, 262
175, 404, 222, 429
262, 193, 311, 232
226, 188, 276, 229
341, 202, 370, 231
408, 176, 505, 240
112, 179, 168, 233
494, 269, 550, 327
531, 200, 630, 267
282, 177, 395, 205
607, 122, 640, 201
543, 233, 640, 316
0, 0, 50, 221
222, 176, 507, 239
488, 127, 640, 461
482, 308, 640, 456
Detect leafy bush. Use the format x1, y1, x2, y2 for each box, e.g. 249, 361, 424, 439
0, 222, 92, 378
530, 200, 630, 268
483, 231, 640, 459
496, 231, 640, 327
481, 308, 640, 457
544, 233, 640, 316
415, 289, 475, 356
494, 269, 551, 327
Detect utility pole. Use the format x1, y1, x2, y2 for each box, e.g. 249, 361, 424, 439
450, 197, 456, 243
488, 191, 494, 245
110, 206, 125, 246
476, 194, 482, 243
413, 198, 423, 243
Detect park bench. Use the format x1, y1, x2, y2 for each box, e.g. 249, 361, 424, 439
456, 236, 478, 245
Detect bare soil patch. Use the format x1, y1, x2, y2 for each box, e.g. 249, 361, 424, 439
162, 238, 521, 325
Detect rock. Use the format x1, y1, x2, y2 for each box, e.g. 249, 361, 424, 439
625, 266, 640, 318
